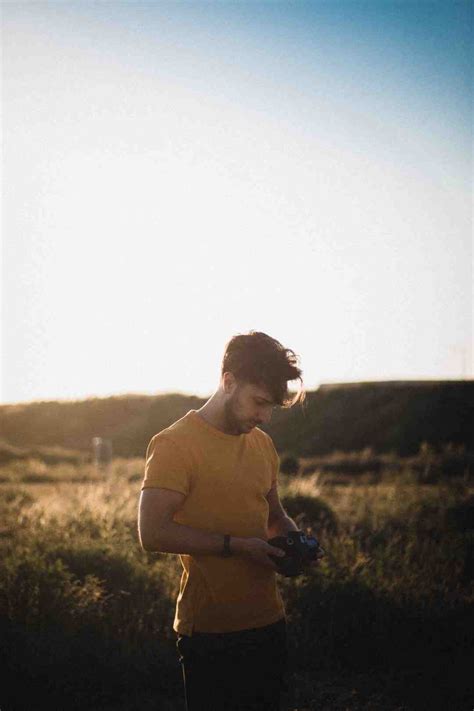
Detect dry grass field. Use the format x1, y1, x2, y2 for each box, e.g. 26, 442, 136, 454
1, 454, 473, 710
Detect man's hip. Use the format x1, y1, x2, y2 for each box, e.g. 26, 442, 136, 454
176, 618, 287, 711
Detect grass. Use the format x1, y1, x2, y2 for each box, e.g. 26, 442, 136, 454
0, 457, 473, 710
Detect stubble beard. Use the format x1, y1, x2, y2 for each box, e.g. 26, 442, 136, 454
223, 391, 245, 435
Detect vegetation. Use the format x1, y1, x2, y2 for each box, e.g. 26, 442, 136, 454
280, 453, 301, 476
1, 453, 472, 710
1, 380, 473, 458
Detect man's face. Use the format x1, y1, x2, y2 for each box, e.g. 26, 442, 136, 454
223, 376, 276, 435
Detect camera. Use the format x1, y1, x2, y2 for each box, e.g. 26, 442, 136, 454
268, 530, 325, 577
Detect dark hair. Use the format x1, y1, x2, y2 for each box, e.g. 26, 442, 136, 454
221, 331, 305, 408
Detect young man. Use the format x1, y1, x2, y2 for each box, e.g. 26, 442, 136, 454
138, 331, 306, 710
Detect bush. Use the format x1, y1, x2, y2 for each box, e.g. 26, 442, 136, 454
280, 454, 300, 476
1, 463, 473, 710
281, 493, 339, 535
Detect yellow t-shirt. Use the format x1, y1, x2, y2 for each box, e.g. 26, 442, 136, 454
141, 409, 286, 635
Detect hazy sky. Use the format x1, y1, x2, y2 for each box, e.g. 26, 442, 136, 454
2, 0, 473, 404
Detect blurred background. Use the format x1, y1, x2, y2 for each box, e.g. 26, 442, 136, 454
1, 2, 473, 710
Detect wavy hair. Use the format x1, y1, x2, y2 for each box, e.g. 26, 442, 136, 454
221, 331, 305, 408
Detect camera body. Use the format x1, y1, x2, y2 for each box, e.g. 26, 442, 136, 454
268, 530, 325, 577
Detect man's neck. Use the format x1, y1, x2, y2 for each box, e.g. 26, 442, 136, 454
196, 397, 240, 436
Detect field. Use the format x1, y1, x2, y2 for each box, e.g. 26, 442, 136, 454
1, 454, 473, 710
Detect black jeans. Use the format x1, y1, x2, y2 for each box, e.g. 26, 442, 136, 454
176, 618, 287, 711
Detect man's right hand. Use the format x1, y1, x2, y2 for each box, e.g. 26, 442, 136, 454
234, 537, 286, 571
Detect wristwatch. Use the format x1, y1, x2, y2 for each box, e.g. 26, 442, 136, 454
222, 534, 232, 557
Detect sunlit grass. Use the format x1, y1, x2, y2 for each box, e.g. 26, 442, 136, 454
1, 457, 473, 709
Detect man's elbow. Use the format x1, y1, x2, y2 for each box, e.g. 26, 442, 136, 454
139, 535, 152, 552
267, 513, 285, 536
138, 525, 166, 553
138, 529, 152, 552
268, 513, 299, 537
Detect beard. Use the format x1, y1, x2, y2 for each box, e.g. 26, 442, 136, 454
223, 391, 245, 435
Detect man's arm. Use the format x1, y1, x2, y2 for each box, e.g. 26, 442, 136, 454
138, 488, 285, 570
266, 481, 299, 538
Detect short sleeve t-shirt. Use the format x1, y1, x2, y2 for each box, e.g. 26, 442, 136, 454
141, 409, 286, 635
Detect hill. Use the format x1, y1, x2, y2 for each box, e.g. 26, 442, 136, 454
0, 380, 472, 458
270, 379, 474, 457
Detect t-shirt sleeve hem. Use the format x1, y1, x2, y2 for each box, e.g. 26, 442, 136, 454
140, 482, 188, 495
141, 433, 192, 495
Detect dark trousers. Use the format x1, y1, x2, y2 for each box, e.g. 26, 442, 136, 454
176, 618, 287, 711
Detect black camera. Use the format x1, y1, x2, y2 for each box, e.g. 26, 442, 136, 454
268, 530, 325, 577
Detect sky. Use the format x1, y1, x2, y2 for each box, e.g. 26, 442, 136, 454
2, 0, 473, 404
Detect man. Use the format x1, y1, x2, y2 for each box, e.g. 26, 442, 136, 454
138, 331, 306, 710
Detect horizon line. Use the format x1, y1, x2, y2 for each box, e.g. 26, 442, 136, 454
1, 376, 472, 408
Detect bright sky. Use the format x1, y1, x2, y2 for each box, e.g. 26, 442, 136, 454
2, 1, 473, 404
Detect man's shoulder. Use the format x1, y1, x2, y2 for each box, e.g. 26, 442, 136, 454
253, 426, 272, 443
252, 427, 277, 454
145, 412, 200, 467
149, 411, 196, 446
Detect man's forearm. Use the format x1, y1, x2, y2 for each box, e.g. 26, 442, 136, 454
141, 520, 248, 556
267, 514, 299, 539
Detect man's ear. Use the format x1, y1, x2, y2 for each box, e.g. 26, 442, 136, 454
222, 371, 236, 395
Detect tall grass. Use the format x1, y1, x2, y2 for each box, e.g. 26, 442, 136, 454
1, 460, 473, 710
